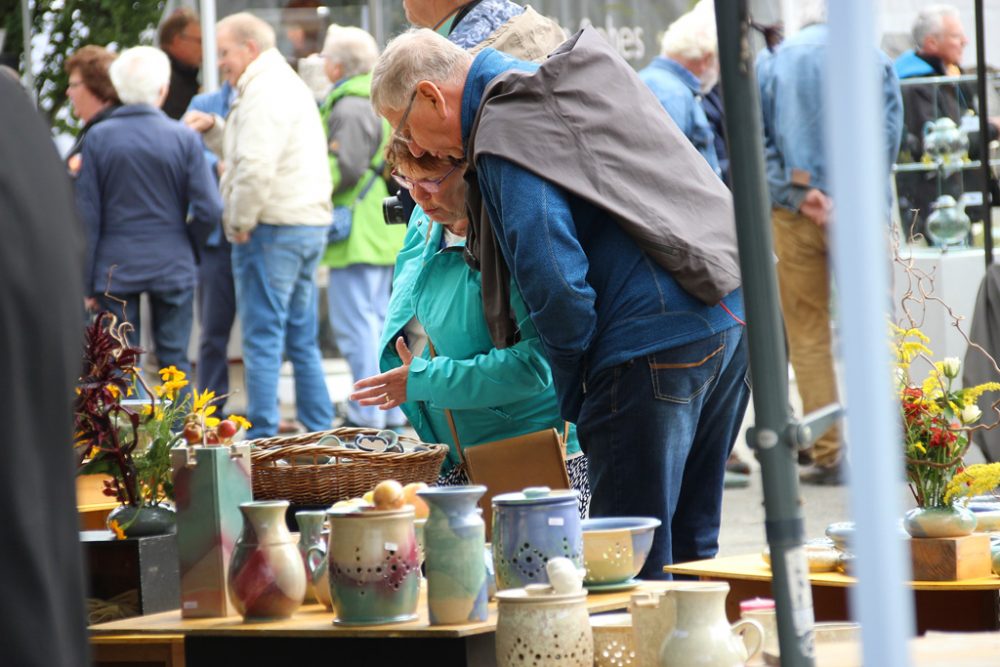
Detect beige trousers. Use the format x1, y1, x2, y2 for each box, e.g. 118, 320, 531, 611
772, 207, 842, 467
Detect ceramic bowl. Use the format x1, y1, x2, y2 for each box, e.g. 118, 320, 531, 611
581, 517, 661, 585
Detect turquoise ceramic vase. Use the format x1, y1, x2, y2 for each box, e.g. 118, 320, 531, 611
903, 505, 977, 538
419, 485, 489, 625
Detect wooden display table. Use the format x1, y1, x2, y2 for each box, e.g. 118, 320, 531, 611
665, 554, 1000, 634
77, 475, 117, 530
814, 631, 1000, 666
90, 581, 673, 667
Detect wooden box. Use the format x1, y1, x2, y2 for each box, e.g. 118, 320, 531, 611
82, 530, 180, 616
909, 533, 991, 581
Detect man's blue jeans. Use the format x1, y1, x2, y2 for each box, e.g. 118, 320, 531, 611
231, 225, 333, 438
577, 326, 750, 579
196, 239, 236, 412
97, 288, 195, 391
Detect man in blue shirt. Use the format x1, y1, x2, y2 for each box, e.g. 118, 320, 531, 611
185, 81, 235, 410
372, 28, 749, 577
758, 3, 902, 484
639, 5, 721, 177
76, 46, 222, 383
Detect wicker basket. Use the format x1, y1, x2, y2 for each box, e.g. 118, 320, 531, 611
248, 428, 448, 506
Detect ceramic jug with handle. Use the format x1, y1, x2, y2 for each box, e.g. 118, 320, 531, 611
656, 582, 763, 667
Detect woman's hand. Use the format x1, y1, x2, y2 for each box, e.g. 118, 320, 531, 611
351, 337, 413, 410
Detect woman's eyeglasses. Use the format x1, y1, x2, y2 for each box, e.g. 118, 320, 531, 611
391, 163, 462, 194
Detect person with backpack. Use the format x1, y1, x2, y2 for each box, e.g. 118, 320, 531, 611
320, 25, 407, 428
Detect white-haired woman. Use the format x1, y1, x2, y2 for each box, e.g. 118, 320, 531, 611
318, 25, 407, 429
75, 46, 222, 386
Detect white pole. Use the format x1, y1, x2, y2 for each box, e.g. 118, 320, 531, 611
827, 2, 915, 665
200, 0, 218, 93
20, 0, 36, 105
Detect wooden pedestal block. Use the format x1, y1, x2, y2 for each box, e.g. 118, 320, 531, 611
910, 533, 991, 581
83, 530, 181, 616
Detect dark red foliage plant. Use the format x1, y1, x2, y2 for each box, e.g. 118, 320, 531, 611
73, 311, 151, 508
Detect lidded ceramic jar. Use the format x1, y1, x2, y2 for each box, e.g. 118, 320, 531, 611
926, 195, 972, 248
325, 504, 420, 625
492, 487, 583, 591
495, 583, 593, 667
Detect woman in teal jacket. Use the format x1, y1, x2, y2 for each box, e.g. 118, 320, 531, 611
351, 141, 589, 514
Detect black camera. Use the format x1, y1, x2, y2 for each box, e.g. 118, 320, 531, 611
382, 195, 408, 225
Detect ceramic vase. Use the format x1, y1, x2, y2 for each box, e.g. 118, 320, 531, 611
227, 500, 306, 620
326, 505, 420, 625
419, 485, 489, 624
903, 505, 977, 538
657, 582, 763, 667
295, 510, 327, 605
106, 504, 176, 538
492, 487, 583, 591
495, 584, 593, 667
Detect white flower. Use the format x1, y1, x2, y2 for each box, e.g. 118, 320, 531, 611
961, 404, 982, 424
942, 357, 962, 379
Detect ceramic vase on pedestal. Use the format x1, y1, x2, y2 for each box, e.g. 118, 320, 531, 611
418, 485, 489, 624
295, 510, 327, 604
326, 505, 420, 625
227, 500, 306, 620
903, 505, 977, 538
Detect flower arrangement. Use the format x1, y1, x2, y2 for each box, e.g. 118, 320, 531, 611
893, 324, 1000, 508
74, 311, 250, 534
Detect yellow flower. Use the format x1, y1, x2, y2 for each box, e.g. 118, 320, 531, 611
962, 382, 1000, 405
108, 520, 126, 540
139, 403, 153, 416
945, 463, 1000, 503
228, 414, 252, 431
158, 365, 186, 384
107, 384, 121, 400
205, 417, 220, 428
192, 389, 216, 414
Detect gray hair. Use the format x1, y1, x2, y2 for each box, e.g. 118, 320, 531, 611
912, 4, 961, 48
370, 28, 473, 115
109, 46, 171, 106
217, 12, 277, 51
322, 25, 379, 79
661, 7, 717, 60
797, 0, 827, 28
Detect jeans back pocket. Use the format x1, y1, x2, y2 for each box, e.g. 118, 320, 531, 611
648, 336, 726, 404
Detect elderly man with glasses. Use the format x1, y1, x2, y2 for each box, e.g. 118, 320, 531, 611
371, 28, 749, 578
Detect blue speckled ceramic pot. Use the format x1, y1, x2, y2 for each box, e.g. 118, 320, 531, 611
492, 487, 582, 591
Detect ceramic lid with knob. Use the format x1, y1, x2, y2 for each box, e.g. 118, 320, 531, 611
492, 486, 579, 506
495, 583, 588, 605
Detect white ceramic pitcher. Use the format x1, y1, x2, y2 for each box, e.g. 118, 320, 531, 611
633, 582, 762, 667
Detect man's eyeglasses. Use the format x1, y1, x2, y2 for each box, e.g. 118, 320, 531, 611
391, 89, 419, 143
391, 163, 461, 194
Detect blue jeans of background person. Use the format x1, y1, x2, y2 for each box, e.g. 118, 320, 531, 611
98, 288, 195, 401
578, 325, 750, 579
232, 225, 333, 438
196, 239, 236, 411
327, 264, 405, 428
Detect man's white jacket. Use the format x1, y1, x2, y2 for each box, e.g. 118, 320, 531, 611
206, 48, 332, 237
